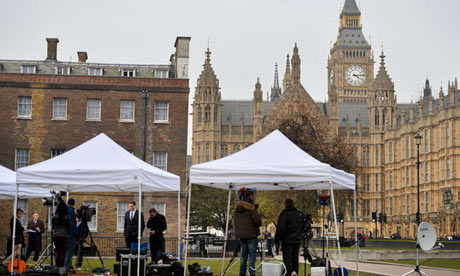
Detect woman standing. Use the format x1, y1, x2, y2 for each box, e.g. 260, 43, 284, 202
52, 201, 71, 276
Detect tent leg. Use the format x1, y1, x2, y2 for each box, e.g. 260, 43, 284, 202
10, 183, 19, 275
221, 189, 232, 275
354, 185, 359, 276
178, 190, 181, 259
137, 181, 142, 276
184, 183, 193, 276
329, 181, 344, 275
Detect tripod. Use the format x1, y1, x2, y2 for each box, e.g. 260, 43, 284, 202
401, 245, 426, 276
77, 221, 104, 269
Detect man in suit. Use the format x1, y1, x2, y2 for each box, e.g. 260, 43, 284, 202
25, 211, 45, 263
124, 201, 145, 249
3, 209, 25, 265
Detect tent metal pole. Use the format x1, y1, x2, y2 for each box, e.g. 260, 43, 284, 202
329, 180, 344, 275
220, 189, 232, 275
137, 180, 142, 276
183, 183, 193, 276
354, 184, 359, 275
11, 183, 19, 275
177, 190, 181, 259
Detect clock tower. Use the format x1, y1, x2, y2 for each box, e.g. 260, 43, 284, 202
328, 0, 374, 114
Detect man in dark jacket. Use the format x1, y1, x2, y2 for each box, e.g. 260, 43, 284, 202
3, 209, 25, 265
124, 201, 145, 248
147, 208, 167, 264
64, 198, 79, 271
25, 211, 45, 263
234, 189, 261, 276
275, 199, 305, 276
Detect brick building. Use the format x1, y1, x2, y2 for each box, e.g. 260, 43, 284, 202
0, 37, 190, 240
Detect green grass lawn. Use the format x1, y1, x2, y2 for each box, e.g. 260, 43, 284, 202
379, 259, 460, 270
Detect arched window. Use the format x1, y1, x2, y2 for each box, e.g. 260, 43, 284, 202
197, 106, 202, 123
205, 105, 211, 123
214, 106, 218, 125
205, 144, 209, 162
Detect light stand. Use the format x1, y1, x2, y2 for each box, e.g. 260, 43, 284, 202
402, 132, 425, 276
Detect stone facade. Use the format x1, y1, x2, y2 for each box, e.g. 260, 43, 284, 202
191, 0, 460, 238
0, 37, 190, 239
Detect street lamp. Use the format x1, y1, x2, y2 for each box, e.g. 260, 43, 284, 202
415, 132, 422, 225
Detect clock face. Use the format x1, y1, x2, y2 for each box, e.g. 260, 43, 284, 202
345, 65, 366, 86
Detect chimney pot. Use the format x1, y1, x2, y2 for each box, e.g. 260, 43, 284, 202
77, 51, 88, 63
46, 38, 59, 61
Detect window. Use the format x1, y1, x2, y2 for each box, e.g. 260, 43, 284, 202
424, 130, 428, 153
154, 152, 168, 171
221, 144, 228, 158
18, 96, 32, 118
389, 142, 393, 162
205, 105, 211, 123
213, 145, 217, 160
86, 99, 101, 120
21, 65, 36, 74
389, 198, 393, 215
425, 192, 429, 212
52, 98, 67, 119
389, 171, 393, 189
406, 167, 410, 186
376, 199, 379, 212
197, 106, 202, 123
154, 101, 169, 122
122, 69, 136, 77
56, 67, 70, 75
406, 195, 410, 214
363, 199, 370, 217
425, 162, 429, 182
120, 100, 135, 121
214, 107, 218, 125
117, 202, 129, 231
50, 149, 65, 158
17, 199, 28, 226
88, 68, 103, 76
446, 158, 450, 179
233, 144, 240, 153
446, 124, 450, 148
83, 201, 98, 231
151, 202, 166, 216
375, 148, 379, 166
205, 144, 209, 162
154, 70, 168, 78
15, 148, 30, 170
197, 146, 201, 163
406, 136, 410, 158
375, 175, 379, 192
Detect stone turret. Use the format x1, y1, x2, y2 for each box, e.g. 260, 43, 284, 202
253, 78, 263, 142
283, 54, 291, 91
270, 63, 282, 102
291, 43, 301, 85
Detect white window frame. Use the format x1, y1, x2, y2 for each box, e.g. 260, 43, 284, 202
88, 68, 103, 76
50, 149, 65, 158
55, 67, 70, 75
120, 100, 135, 122
151, 202, 166, 216
52, 98, 67, 120
154, 70, 168, 79
15, 148, 30, 170
17, 96, 32, 118
153, 152, 168, 171
17, 199, 28, 227
83, 201, 98, 231
154, 101, 169, 123
21, 65, 36, 74
121, 69, 136, 77
117, 202, 129, 231
86, 99, 102, 121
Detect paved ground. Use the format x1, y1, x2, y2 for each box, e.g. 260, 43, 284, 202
341, 260, 460, 276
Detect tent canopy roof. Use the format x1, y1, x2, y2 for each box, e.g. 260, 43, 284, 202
0, 165, 51, 199
190, 130, 355, 190
17, 133, 180, 192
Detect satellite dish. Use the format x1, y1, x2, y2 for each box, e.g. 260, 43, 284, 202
418, 222, 436, 251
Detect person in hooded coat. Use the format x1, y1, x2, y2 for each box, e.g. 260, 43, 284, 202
233, 188, 261, 276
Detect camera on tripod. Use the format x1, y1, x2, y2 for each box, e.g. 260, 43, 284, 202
77, 205, 96, 222
42, 191, 66, 206
303, 213, 313, 240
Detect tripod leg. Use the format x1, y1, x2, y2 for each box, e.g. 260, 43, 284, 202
87, 230, 104, 267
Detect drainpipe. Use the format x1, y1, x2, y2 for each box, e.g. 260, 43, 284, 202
141, 90, 149, 161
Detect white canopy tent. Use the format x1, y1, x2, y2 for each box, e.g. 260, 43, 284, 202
187, 130, 358, 275
14, 133, 181, 276
0, 165, 51, 199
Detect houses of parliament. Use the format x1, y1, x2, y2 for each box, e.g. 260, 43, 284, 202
192, 0, 460, 238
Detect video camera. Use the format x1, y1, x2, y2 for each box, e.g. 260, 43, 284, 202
77, 205, 96, 222
42, 191, 66, 206
303, 213, 313, 240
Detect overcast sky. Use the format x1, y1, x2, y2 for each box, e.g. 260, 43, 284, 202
1, 0, 459, 154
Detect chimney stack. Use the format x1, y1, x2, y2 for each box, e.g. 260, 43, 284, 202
46, 38, 59, 61
77, 51, 88, 63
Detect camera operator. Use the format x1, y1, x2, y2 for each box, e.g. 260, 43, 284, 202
124, 201, 145, 249
25, 211, 45, 264
147, 208, 167, 264
64, 199, 78, 272
52, 201, 71, 276
275, 199, 305, 276
75, 215, 88, 270
234, 188, 261, 276
2, 209, 25, 266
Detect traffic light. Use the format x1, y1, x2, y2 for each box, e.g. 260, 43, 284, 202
338, 212, 344, 223
379, 213, 383, 223
372, 212, 377, 222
